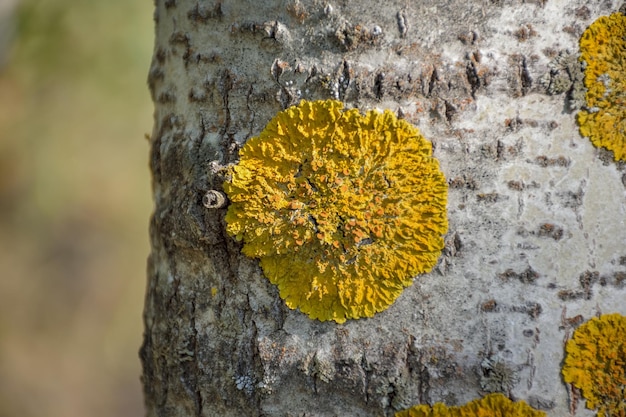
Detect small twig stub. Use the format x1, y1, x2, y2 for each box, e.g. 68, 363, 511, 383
203, 190, 227, 209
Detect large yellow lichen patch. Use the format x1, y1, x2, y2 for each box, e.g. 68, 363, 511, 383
577, 12, 626, 160
562, 313, 626, 417
395, 393, 546, 417
224, 100, 448, 323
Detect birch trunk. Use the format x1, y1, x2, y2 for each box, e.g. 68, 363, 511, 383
141, 0, 626, 415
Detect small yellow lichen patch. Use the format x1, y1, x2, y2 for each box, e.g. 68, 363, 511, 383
577, 12, 626, 160
395, 393, 546, 417
562, 313, 626, 417
224, 100, 448, 323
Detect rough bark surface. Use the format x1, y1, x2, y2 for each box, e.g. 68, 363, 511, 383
141, 0, 626, 416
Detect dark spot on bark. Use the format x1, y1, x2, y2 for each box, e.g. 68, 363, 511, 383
188, 2, 223, 23
374, 72, 385, 100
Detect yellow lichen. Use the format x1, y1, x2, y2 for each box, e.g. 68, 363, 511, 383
395, 393, 546, 417
577, 12, 626, 160
224, 100, 448, 323
562, 313, 626, 417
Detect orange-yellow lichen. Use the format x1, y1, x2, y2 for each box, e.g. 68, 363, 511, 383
562, 313, 626, 417
395, 393, 546, 417
224, 100, 448, 323
577, 12, 626, 161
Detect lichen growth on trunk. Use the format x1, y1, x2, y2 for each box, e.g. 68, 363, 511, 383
224, 100, 448, 323
577, 12, 626, 161
562, 313, 626, 417
395, 393, 546, 417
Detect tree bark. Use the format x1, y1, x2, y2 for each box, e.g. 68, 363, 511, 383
141, 0, 626, 416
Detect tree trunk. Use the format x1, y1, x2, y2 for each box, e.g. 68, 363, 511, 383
141, 0, 626, 416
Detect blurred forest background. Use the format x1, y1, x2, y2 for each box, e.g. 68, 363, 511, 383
0, 0, 153, 416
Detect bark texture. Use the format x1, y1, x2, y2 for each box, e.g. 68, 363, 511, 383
141, 0, 626, 416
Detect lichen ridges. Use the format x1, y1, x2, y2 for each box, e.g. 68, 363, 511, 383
577, 12, 626, 161
395, 393, 546, 417
562, 313, 626, 417
224, 100, 448, 323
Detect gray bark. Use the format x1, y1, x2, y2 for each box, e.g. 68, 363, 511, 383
141, 0, 626, 416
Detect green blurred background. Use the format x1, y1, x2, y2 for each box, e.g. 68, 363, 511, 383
0, 0, 153, 416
